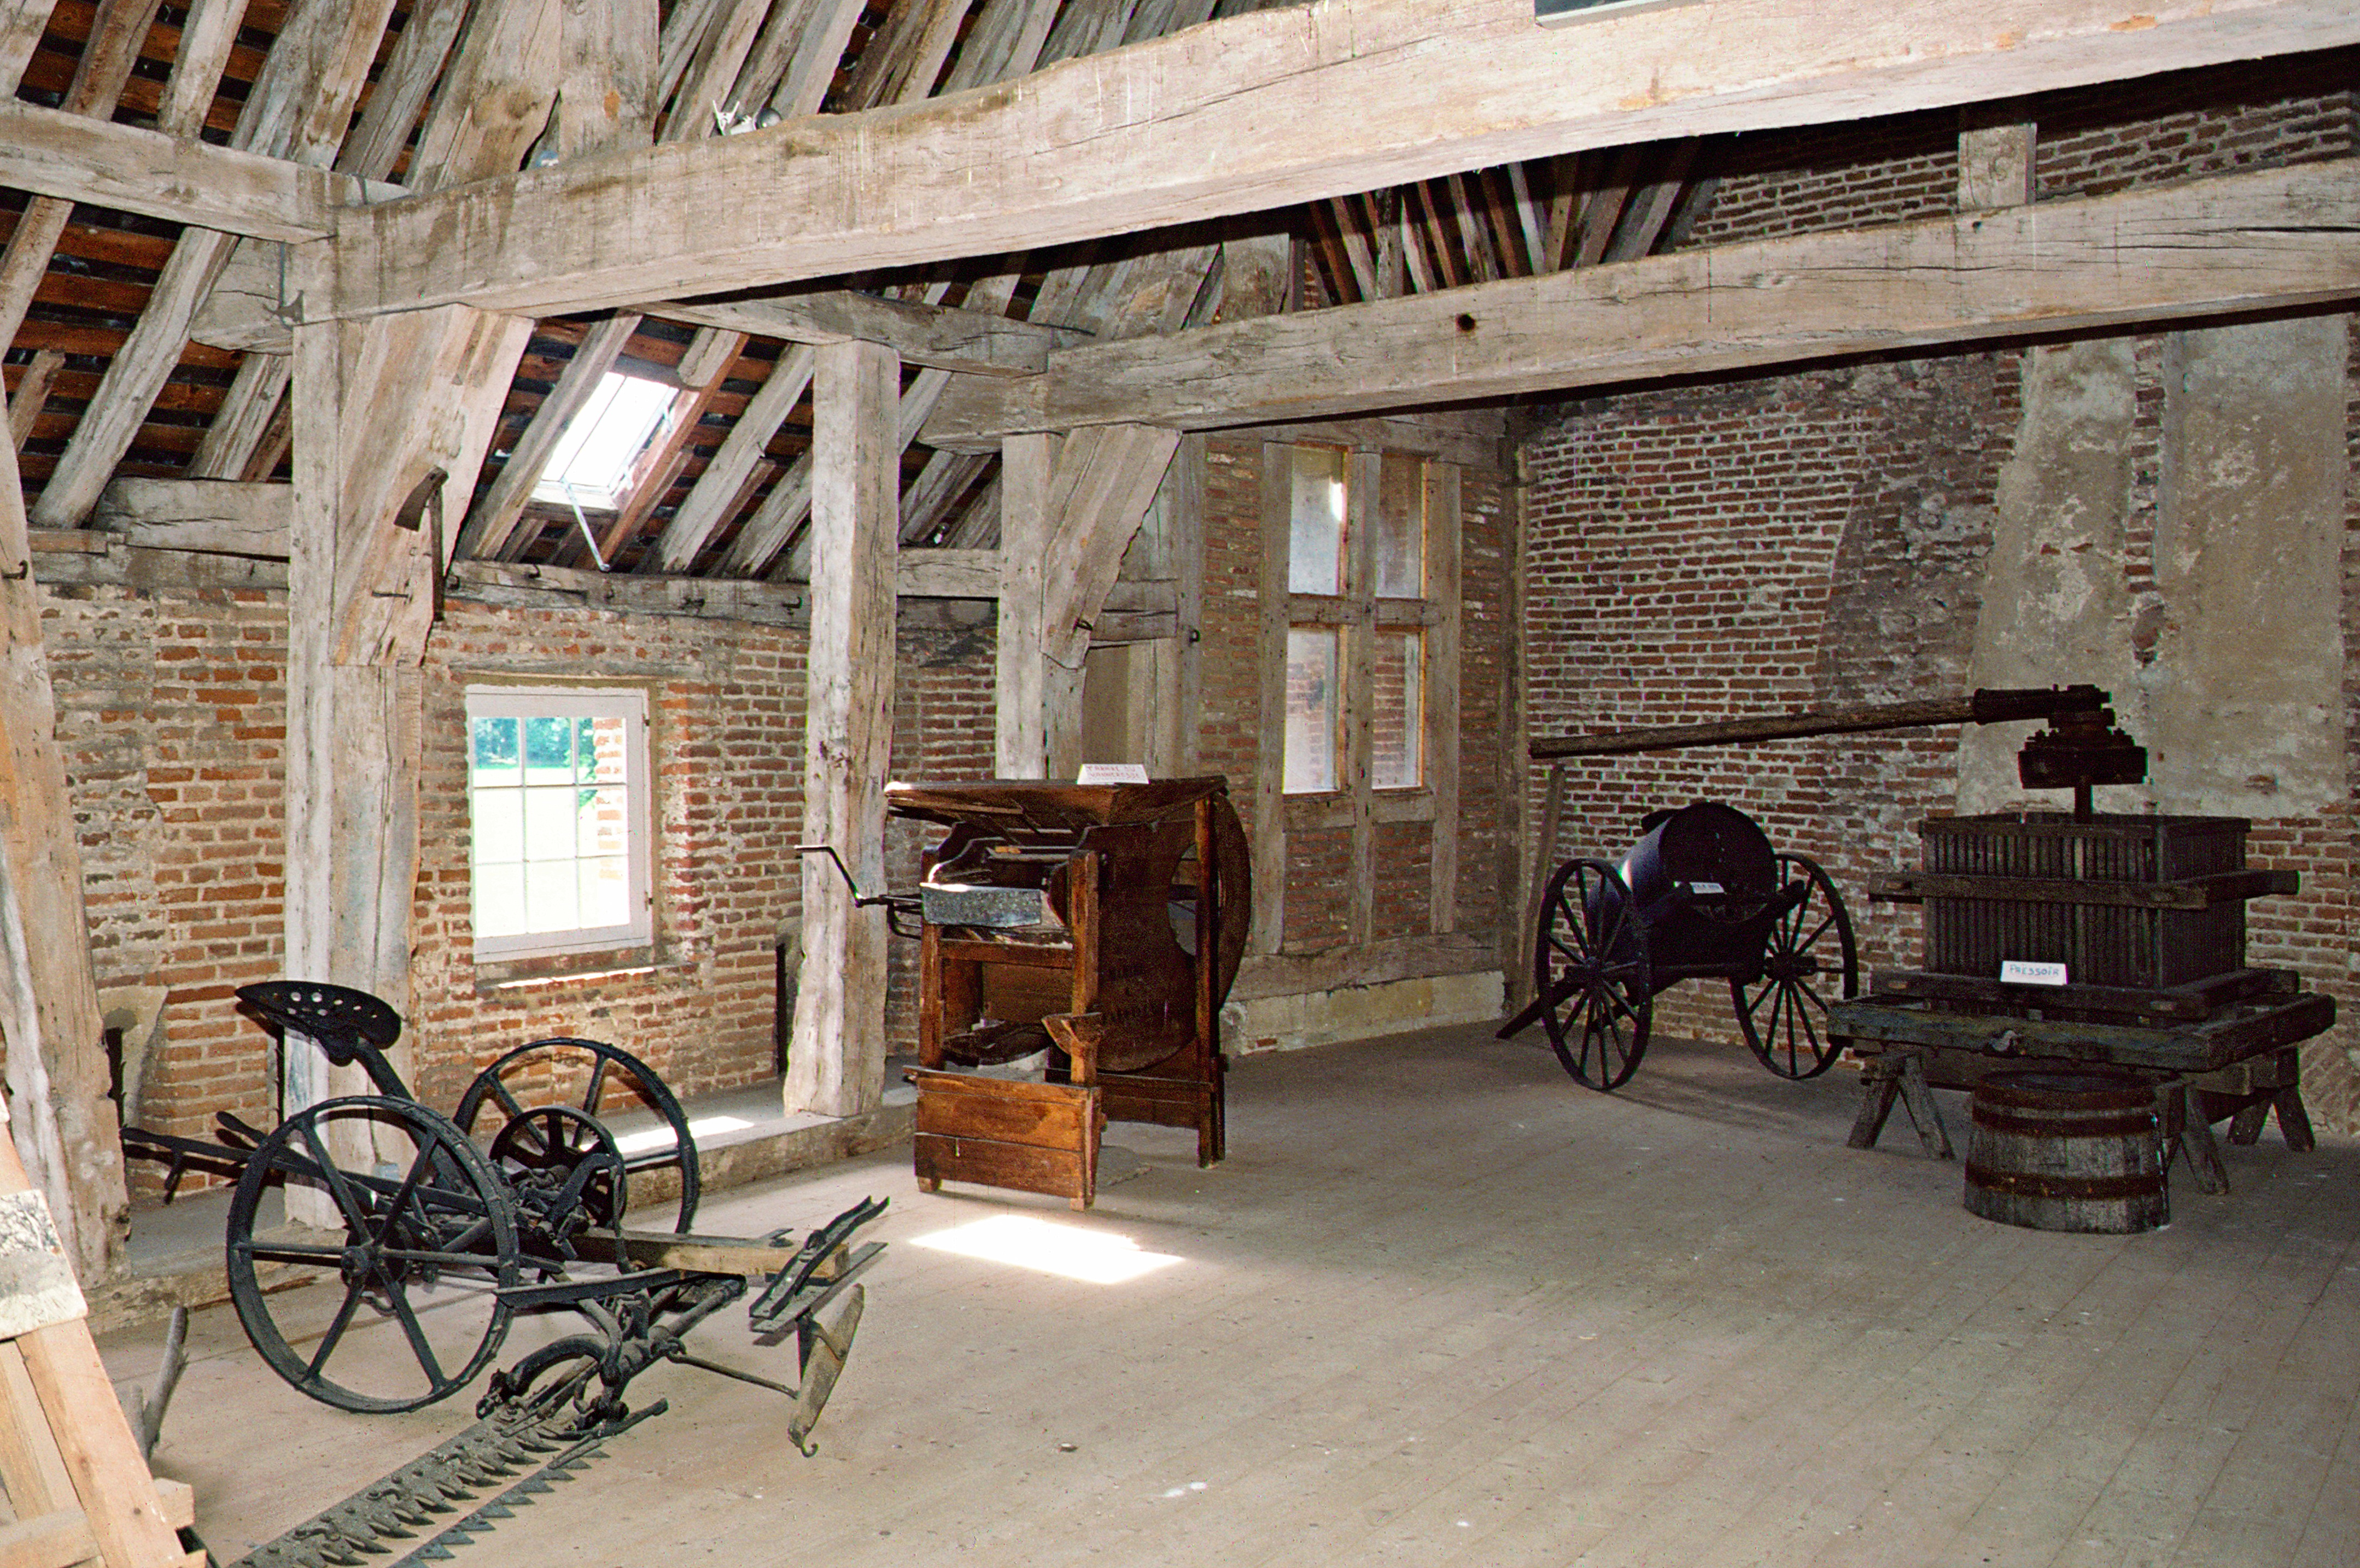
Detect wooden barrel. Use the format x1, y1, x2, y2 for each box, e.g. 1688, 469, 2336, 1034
1963, 1068, 2167, 1233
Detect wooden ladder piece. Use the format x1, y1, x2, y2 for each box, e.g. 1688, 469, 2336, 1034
0, 1122, 201, 1567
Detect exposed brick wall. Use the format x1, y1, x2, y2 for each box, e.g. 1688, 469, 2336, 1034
1196, 438, 1266, 795
30, 580, 1001, 1200
1684, 48, 2356, 253
1524, 56, 2360, 1108
404, 600, 809, 1116
883, 611, 997, 1049
1524, 354, 2018, 1047
39, 583, 289, 1165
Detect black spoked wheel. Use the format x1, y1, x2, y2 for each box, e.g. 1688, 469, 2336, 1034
1731, 853, 1859, 1079
225, 1097, 517, 1413
1535, 858, 1655, 1091
488, 1104, 628, 1255
454, 1038, 700, 1233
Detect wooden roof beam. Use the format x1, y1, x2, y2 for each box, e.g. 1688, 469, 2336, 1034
647, 292, 1063, 376
924, 157, 2360, 443
328, 0, 2360, 320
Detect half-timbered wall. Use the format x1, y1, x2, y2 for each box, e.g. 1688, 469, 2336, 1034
1200, 434, 1518, 1051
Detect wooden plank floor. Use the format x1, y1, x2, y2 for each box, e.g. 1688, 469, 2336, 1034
101, 1022, 2360, 1567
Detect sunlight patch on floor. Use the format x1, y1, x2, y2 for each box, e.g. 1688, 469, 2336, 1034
909, 1214, 1184, 1284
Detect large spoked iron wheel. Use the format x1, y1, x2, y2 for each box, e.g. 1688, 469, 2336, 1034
225, 1097, 517, 1413
1730, 853, 1859, 1079
1535, 858, 1655, 1092
454, 1038, 700, 1234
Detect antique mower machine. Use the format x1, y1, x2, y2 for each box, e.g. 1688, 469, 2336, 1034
124, 982, 885, 1566
1508, 686, 2146, 1091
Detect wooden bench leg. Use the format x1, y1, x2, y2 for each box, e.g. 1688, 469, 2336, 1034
2226, 1098, 2271, 1146
1896, 1051, 1954, 1160
2273, 1085, 2317, 1152
2158, 1083, 2230, 1196
1851, 1051, 1952, 1159
1849, 1060, 1902, 1150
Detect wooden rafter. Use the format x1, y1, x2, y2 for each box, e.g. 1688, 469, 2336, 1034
330, 0, 2360, 320
931, 157, 2360, 439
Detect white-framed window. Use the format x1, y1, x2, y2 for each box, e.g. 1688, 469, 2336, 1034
1283, 445, 1433, 795
464, 686, 652, 959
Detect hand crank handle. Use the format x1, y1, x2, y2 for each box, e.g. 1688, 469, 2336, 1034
795, 845, 922, 934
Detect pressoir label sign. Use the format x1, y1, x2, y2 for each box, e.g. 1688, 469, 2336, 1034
2000, 959, 2070, 988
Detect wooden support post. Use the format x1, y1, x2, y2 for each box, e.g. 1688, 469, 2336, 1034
0, 1119, 194, 1568
996, 432, 1056, 778
0, 440, 124, 1284
286, 242, 531, 1122
787, 340, 899, 1120
1959, 109, 2036, 211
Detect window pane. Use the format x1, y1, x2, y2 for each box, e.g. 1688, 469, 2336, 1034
1375, 453, 1426, 599
470, 717, 521, 786
466, 689, 649, 956
471, 789, 524, 867
580, 856, 630, 928
585, 715, 628, 783
579, 786, 629, 858
1373, 630, 1424, 790
1283, 628, 1340, 794
523, 715, 574, 785
474, 863, 527, 937
1288, 447, 1347, 595
523, 786, 579, 859
524, 861, 580, 932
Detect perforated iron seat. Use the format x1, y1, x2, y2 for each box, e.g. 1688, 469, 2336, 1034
235, 981, 402, 1068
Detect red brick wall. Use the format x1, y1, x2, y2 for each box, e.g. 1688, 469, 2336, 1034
1520, 55, 2359, 1118
1523, 354, 2020, 1046
1687, 48, 2355, 251
39, 583, 290, 1161
31, 581, 998, 1197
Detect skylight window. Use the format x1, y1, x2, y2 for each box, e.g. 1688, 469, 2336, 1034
531, 373, 678, 511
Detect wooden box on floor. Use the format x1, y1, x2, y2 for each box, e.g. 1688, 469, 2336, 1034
892, 777, 1247, 1210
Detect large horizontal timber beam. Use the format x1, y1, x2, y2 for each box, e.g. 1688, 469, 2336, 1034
327, 0, 2360, 321
0, 98, 386, 240
925, 157, 2360, 442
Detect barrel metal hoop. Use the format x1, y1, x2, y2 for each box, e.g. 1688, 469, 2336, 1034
1968, 1107, 2158, 1139
1962, 1162, 2166, 1201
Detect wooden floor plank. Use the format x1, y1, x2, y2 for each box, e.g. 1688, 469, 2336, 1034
99, 1025, 2360, 1568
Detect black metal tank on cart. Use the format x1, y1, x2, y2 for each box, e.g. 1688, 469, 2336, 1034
1526, 800, 1857, 1091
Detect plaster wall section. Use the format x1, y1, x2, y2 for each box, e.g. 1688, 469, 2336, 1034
1955, 339, 2142, 814
2143, 317, 2349, 819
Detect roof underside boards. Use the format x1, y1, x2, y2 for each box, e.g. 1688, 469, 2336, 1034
0, 0, 1708, 580
9, 1, 2350, 580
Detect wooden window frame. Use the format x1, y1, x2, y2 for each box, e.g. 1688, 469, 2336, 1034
463, 684, 655, 962
1255, 442, 1464, 953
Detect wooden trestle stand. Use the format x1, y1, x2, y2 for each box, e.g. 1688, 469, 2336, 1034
889, 778, 1248, 1210
0, 1115, 200, 1566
